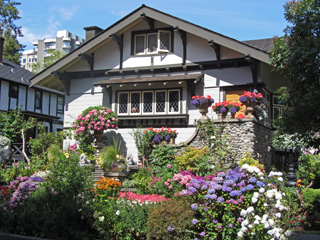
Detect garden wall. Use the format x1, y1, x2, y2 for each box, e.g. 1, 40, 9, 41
175, 119, 273, 171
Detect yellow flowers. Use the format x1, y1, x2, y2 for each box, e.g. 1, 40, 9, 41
64, 152, 70, 159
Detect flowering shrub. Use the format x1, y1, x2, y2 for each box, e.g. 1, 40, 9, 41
73, 106, 118, 133
94, 177, 122, 199
190, 95, 214, 107
239, 91, 263, 104
212, 101, 241, 114
3, 176, 38, 210
145, 127, 178, 144
173, 165, 292, 239
118, 191, 170, 203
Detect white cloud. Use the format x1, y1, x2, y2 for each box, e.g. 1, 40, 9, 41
58, 5, 80, 20
111, 10, 130, 17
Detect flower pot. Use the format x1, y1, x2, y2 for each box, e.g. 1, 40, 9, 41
93, 129, 104, 146
217, 112, 227, 120
169, 138, 175, 144
244, 102, 257, 119
198, 103, 211, 122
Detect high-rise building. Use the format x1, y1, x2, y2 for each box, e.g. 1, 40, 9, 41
21, 30, 84, 71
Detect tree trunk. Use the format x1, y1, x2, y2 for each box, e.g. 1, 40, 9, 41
21, 129, 31, 165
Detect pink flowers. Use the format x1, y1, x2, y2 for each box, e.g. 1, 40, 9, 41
118, 191, 169, 203
167, 164, 171, 169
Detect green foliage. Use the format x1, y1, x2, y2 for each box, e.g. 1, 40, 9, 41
31, 49, 66, 74
0, 161, 34, 184
0, 108, 36, 143
146, 196, 195, 239
175, 146, 210, 171
29, 127, 65, 166
3, 29, 24, 64
270, 0, 320, 133
297, 153, 320, 187
0, 0, 22, 36
198, 120, 236, 164
99, 145, 117, 172
0, 149, 96, 239
130, 126, 151, 156
93, 198, 149, 239
132, 167, 154, 195
303, 188, 320, 213
149, 145, 176, 172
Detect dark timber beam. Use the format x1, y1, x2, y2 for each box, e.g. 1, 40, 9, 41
174, 26, 186, 66
140, 13, 154, 29
110, 34, 124, 70
78, 53, 94, 71
187, 81, 195, 97
208, 40, 221, 68
245, 55, 258, 83
52, 71, 70, 96
106, 86, 112, 104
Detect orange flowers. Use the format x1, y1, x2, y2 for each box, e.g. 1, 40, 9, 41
296, 179, 302, 187
94, 177, 121, 190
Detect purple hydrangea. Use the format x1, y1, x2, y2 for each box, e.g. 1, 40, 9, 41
153, 134, 160, 143
239, 96, 247, 103
247, 184, 254, 190
168, 226, 173, 232
249, 177, 257, 183
191, 203, 198, 210
188, 187, 197, 193
229, 224, 233, 228
199, 97, 207, 105
213, 184, 222, 191
217, 197, 224, 203
217, 225, 222, 229
200, 232, 206, 237
165, 134, 170, 142
191, 99, 199, 106
256, 181, 265, 188
208, 188, 215, 194
192, 219, 198, 225
213, 219, 218, 224
230, 106, 237, 114
220, 107, 227, 113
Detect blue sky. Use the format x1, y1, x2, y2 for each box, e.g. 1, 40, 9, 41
17, 0, 289, 50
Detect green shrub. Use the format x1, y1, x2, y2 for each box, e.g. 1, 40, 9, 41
146, 196, 195, 239
175, 146, 209, 171
149, 145, 176, 172
297, 153, 320, 187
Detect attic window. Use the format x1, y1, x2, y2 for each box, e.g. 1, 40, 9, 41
134, 30, 171, 55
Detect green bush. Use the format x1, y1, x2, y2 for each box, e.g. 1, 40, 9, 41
146, 196, 195, 239
297, 153, 320, 188
175, 146, 209, 171
149, 145, 176, 172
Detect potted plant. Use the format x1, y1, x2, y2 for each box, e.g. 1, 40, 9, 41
239, 91, 263, 119
190, 95, 214, 121
72, 106, 118, 146
212, 101, 241, 120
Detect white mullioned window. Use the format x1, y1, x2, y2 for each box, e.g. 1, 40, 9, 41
134, 30, 171, 55
117, 89, 180, 115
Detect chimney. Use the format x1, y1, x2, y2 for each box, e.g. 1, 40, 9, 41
84, 26, 103, 41
0, 37, 4, 65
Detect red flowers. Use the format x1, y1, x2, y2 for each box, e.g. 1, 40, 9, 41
237, 114, 245, 119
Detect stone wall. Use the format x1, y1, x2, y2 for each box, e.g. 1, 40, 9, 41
173, 119, 273, 171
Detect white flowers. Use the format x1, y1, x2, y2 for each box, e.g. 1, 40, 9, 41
278, 177, 283, 182
259, 188, 265, 193
275, 212, 282, 218
251, 193, 259, 204
116, 210, 120, 215
241, 164, 261, 175
268, 171, 283, 177
98, 216, 105, 222
240, 209, 247, 217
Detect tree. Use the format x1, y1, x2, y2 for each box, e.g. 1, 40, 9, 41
0, 0, 24, 64
31, 49, 66, 74
270, 0, 320, 134
3, 28, 24, 64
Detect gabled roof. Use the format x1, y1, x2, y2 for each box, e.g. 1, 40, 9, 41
30, 4, 271, 91
0, 58, 64, 94
242, 38, 275, 53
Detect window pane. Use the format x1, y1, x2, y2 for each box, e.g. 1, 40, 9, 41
135, 35, 145, 54
143, 92, 153, 113
156, 91, 166, 113
147, 33, 157, 53
9, 83, 18, 98
131, 92, 140, 113
159, 31, 170, 50
119, 93, 128, 113
169, 91, 179, 112
57, 96, 64, 113
35, 91, 41, 109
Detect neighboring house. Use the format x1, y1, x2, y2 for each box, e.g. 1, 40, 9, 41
21, 30, 85, 71
29, 5, 289, 161
0, 51, 65, 135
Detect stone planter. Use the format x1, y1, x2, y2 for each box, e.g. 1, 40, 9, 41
217, 112, 227, 120
93, 129, 104, 146
198, 103, 211, 122
243, 102, 257, 119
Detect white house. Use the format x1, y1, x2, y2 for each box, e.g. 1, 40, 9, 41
29, 5, 288, 161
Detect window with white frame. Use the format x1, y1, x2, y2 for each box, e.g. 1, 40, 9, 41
134, 30, 171, 55
117, 89, 180, 115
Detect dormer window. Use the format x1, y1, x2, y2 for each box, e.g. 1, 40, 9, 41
133, 29, 172, 55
